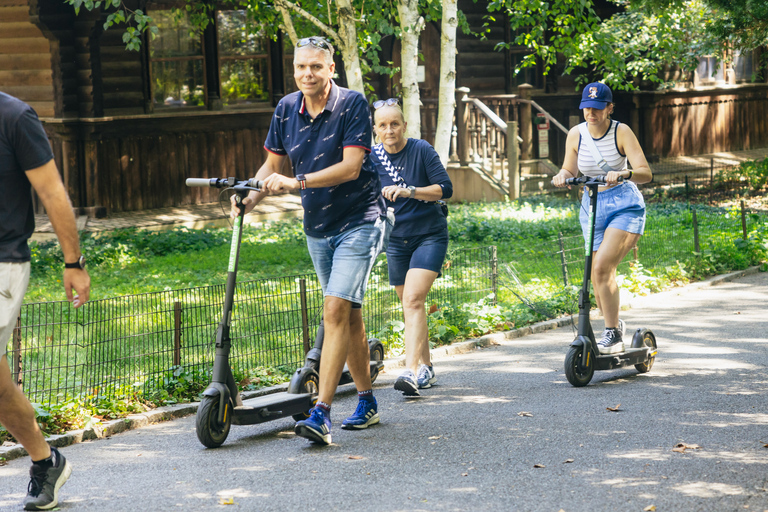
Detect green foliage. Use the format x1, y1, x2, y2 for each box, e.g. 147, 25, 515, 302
616, 261, 690, 295
716, 158, 768, 192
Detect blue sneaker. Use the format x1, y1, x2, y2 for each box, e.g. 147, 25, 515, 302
341, 398, 380, 430
416, 364, 436, 389
294, 406, 332, 445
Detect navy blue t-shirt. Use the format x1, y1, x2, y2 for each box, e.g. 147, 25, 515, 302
264, 82, 385, 237
0, 93, 54, 262
370, 138, 453, 238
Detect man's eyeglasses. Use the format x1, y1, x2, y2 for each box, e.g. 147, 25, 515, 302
373, 98, 400, 109
297, 37, 334, 54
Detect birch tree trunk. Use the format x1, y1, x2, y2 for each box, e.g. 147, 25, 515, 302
435, 0, 458, 165
397, 0, 424, 138
336, 0, 365, 95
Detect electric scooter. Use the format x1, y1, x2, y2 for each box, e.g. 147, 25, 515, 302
185, 177, 385, 447
562, 175, 657, 387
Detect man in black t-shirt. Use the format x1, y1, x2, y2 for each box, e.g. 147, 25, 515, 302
1, 92, 91, 510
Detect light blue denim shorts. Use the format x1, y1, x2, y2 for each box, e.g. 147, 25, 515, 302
1, 262, 31, 358
306, 213, 393, 306
579, 181, 646, 252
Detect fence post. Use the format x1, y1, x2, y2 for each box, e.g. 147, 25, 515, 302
456, 87, 470, 165
558, 232, 569, 287
710, 158, 714, 202
633, 246, 638, 263
490, 246, 498, 305
741, 199, 748, 240
507, 120, 520, 200
692, 209, 700, 253
299, 278, 311, 355
12, 315, 22, 389
685, 175, 689, 200
517, 84, 533, 160
173, 301, 182, 366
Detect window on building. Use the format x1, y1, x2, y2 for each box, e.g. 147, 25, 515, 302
283, 37, 298, 95
695, 56, 724, 84
217, 11, 272, 105
149, 12, 206, 109
733, 50, 754, 82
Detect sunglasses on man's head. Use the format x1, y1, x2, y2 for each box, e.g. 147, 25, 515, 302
373, 98, 400, 109
297, 37, 333, 52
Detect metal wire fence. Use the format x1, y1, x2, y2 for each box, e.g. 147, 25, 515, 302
10, 246, 495, 405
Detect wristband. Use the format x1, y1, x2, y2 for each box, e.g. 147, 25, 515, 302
626, 170, 633, 181
296, 174, 307, 190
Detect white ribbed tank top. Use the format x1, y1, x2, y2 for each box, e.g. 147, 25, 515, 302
577, 120, 627, 177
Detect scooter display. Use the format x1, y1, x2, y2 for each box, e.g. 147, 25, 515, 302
562, 175, 657, 387
185, 177, 385, 447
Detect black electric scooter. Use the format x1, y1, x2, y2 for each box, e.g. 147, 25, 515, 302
185, 177, 385, 447
562, 175, 657, 387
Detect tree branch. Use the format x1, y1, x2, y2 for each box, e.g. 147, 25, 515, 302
278, 0, 341, 47
275, 0, 299, 46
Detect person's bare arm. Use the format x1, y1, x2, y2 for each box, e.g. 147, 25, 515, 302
615, 124, 652, 184
552, 127, 581, 187
25, 159, 90, 307
261, 147, 367, 194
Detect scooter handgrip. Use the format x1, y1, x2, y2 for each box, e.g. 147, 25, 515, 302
186, 178, 214, 187
248, 179, 265, 189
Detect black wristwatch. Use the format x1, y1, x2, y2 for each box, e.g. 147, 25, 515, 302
64, 255, 86, 270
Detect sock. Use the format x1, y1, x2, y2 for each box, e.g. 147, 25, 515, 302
316, 401, 331, 413
32, 451, 54, 469
358, 389, 374, 402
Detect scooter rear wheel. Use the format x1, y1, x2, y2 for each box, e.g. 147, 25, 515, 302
632, 329, 657, 373
564, 345, 595, 387
369, 340, 384, 384
291, 371, 319, 422
196, 395, 232, 448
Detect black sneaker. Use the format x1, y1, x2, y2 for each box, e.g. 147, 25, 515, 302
597, 327, 624, 355
23, 447, 72, 511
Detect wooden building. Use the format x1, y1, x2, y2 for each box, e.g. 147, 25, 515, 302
1, 0, 767, 213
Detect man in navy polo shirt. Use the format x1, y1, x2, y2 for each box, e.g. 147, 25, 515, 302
232, 36, 390, 445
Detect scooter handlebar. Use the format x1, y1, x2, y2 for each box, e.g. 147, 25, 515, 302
185, 177, 264, 190
560, 175, 624, 186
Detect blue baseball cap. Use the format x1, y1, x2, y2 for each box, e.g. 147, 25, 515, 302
579, 82, 612, 109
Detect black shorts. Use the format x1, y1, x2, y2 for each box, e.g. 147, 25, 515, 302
385, 230, 449, 286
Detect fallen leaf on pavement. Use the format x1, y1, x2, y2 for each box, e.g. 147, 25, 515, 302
428, 435, 442, 440
533, 464, 545, 468
461, 472, 468, 477
643, 505, 656, 511
563, 459, 574, 464
606, 404, 621, 412
219, 497, 234, 505
517, 411, 533, 417
672, 443, 701, 453
763, 443, 768, 448
348, 455, 363, 460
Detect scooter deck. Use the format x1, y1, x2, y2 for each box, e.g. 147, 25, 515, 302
595, 347, 653, 371
232, 392, 315, 425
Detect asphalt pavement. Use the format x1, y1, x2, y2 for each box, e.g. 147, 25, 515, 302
1, 271, 767, 512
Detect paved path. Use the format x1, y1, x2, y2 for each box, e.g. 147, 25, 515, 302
1, 271, 767, 511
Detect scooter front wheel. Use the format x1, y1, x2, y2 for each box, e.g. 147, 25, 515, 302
291, 370, 319, 422
564, 345, 595, 387
368, 339, 385, 384
196, 395, 232, 448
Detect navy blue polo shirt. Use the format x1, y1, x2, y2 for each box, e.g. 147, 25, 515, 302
1, 93, 54, 262
371, 138, 453, 237
264, 81, 385, 237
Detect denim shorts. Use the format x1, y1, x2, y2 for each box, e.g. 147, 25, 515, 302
386, 229, 449, 286
1, 262, 31, 358
579, 181, 646, 252
306, 213, 393, 306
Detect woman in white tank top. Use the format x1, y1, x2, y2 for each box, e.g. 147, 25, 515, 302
552, 82, 653, 355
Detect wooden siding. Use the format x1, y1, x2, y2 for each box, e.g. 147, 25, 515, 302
43, 111, 284, 213
0, 8, 55, 116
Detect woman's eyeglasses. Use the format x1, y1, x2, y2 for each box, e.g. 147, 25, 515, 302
297, 37, 333, 53
373, 98, 400, 109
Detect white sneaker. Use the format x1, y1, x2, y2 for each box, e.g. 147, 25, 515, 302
416, 364, 436, 389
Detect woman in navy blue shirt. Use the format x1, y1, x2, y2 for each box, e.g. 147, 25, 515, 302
370, 99, 453, 396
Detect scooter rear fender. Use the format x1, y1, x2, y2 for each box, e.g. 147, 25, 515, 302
287, 366, 317, 394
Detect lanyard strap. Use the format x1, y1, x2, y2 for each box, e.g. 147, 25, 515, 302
373, 143, 430, 204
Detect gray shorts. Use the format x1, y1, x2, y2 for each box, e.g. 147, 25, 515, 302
1, 262, 30, 358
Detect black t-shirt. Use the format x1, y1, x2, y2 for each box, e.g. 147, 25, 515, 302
0, 92, 54, 262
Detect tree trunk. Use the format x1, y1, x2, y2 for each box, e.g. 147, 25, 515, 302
435, 0, 458, 165
397, 0, 424, 138
336, 0, 365, 95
